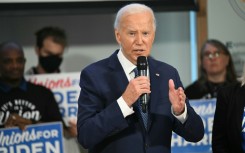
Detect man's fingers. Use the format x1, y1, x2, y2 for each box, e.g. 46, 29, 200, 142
169, 79, 175, 92
5, 114, 32, 130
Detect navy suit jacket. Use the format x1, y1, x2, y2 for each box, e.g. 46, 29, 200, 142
77, 50, 204, 153
212, 82, 245, 153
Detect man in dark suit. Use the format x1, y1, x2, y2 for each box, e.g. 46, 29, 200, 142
77, 3, 204, 153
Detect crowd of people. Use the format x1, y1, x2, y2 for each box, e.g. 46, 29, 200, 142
0, 2, 242, 153
0, 26, 83, 153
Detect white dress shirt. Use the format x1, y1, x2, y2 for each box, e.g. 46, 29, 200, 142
116, 49, 187, 123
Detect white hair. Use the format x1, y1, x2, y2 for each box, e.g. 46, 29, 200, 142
114, 3, 156, 31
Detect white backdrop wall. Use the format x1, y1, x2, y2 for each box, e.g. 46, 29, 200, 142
207, 0, 245, 76
0, 12, 192, 87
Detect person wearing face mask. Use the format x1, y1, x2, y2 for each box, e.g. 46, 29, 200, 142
26, 26, 66, 74
25, 26, 85, 153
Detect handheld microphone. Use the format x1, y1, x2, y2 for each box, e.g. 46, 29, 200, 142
137, 56, 148, 113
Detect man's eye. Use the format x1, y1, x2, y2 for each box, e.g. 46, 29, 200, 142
2, 59, 11, 64
17, 58, 25, 64
143, 32, 149, 36
129, 32, 135, 36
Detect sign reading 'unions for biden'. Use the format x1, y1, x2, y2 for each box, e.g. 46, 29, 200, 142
171, 99, 216, 153
25, 72, 80, 126
0, 122, 63, 153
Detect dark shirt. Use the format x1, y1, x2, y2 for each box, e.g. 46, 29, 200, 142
0, 78, 63, 128
212, 82, 245, 153
185, 80, 238, 99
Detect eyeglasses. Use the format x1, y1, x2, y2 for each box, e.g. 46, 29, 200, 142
203, 51, 224, 59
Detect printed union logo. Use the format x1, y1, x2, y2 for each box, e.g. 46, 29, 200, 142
229, 0, 245, 21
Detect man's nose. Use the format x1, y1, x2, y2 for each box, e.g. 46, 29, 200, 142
135, 34, 143, 44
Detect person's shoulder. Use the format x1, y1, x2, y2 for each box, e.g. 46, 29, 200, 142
148, 56, 177, 71
82, 50, 118, 72
219, 81, 242, 94
89, 57, 109, 67
184, 80, 205, 99
82, 58, 109, 73
26, 81, 53, 93
216, 82, 243, 104
149, 57, 171, 66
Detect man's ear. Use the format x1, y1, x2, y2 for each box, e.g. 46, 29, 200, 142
114, 29, 121, 45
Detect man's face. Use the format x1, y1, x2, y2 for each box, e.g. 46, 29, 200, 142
115, 11, 155, 65
0, 49, 26, 82
36, 37, 64, 57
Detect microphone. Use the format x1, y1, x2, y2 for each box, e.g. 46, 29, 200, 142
137, 56, 148, 113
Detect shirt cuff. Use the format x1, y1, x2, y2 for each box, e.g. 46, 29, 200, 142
117, 96, 134, 118
171, 103, 188, 124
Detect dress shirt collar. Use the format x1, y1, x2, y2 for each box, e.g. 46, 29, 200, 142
117, 49, 136, 80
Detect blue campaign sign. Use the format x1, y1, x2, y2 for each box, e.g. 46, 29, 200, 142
25, 72, 80, 126
171, 99, 216, 153
0, 122, 64, 153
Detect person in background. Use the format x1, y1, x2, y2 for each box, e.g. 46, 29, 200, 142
25, 26, 83, 152
25, 26, 77, 135
26, 26, 66, 74
212, 64, 245, 153
0, 41, 63, 130
77, 3, 204, 153
185, 39, 238, 99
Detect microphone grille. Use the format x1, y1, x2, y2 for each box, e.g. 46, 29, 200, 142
137, 56, 147, 70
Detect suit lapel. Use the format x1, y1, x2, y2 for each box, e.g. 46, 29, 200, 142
107, 50, 129, 98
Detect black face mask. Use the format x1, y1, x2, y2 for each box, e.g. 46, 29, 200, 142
39, 55, 63, 73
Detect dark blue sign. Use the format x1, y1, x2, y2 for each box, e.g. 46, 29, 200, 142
0, 122, 64, 153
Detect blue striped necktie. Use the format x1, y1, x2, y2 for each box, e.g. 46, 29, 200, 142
133, 68, 148, 129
